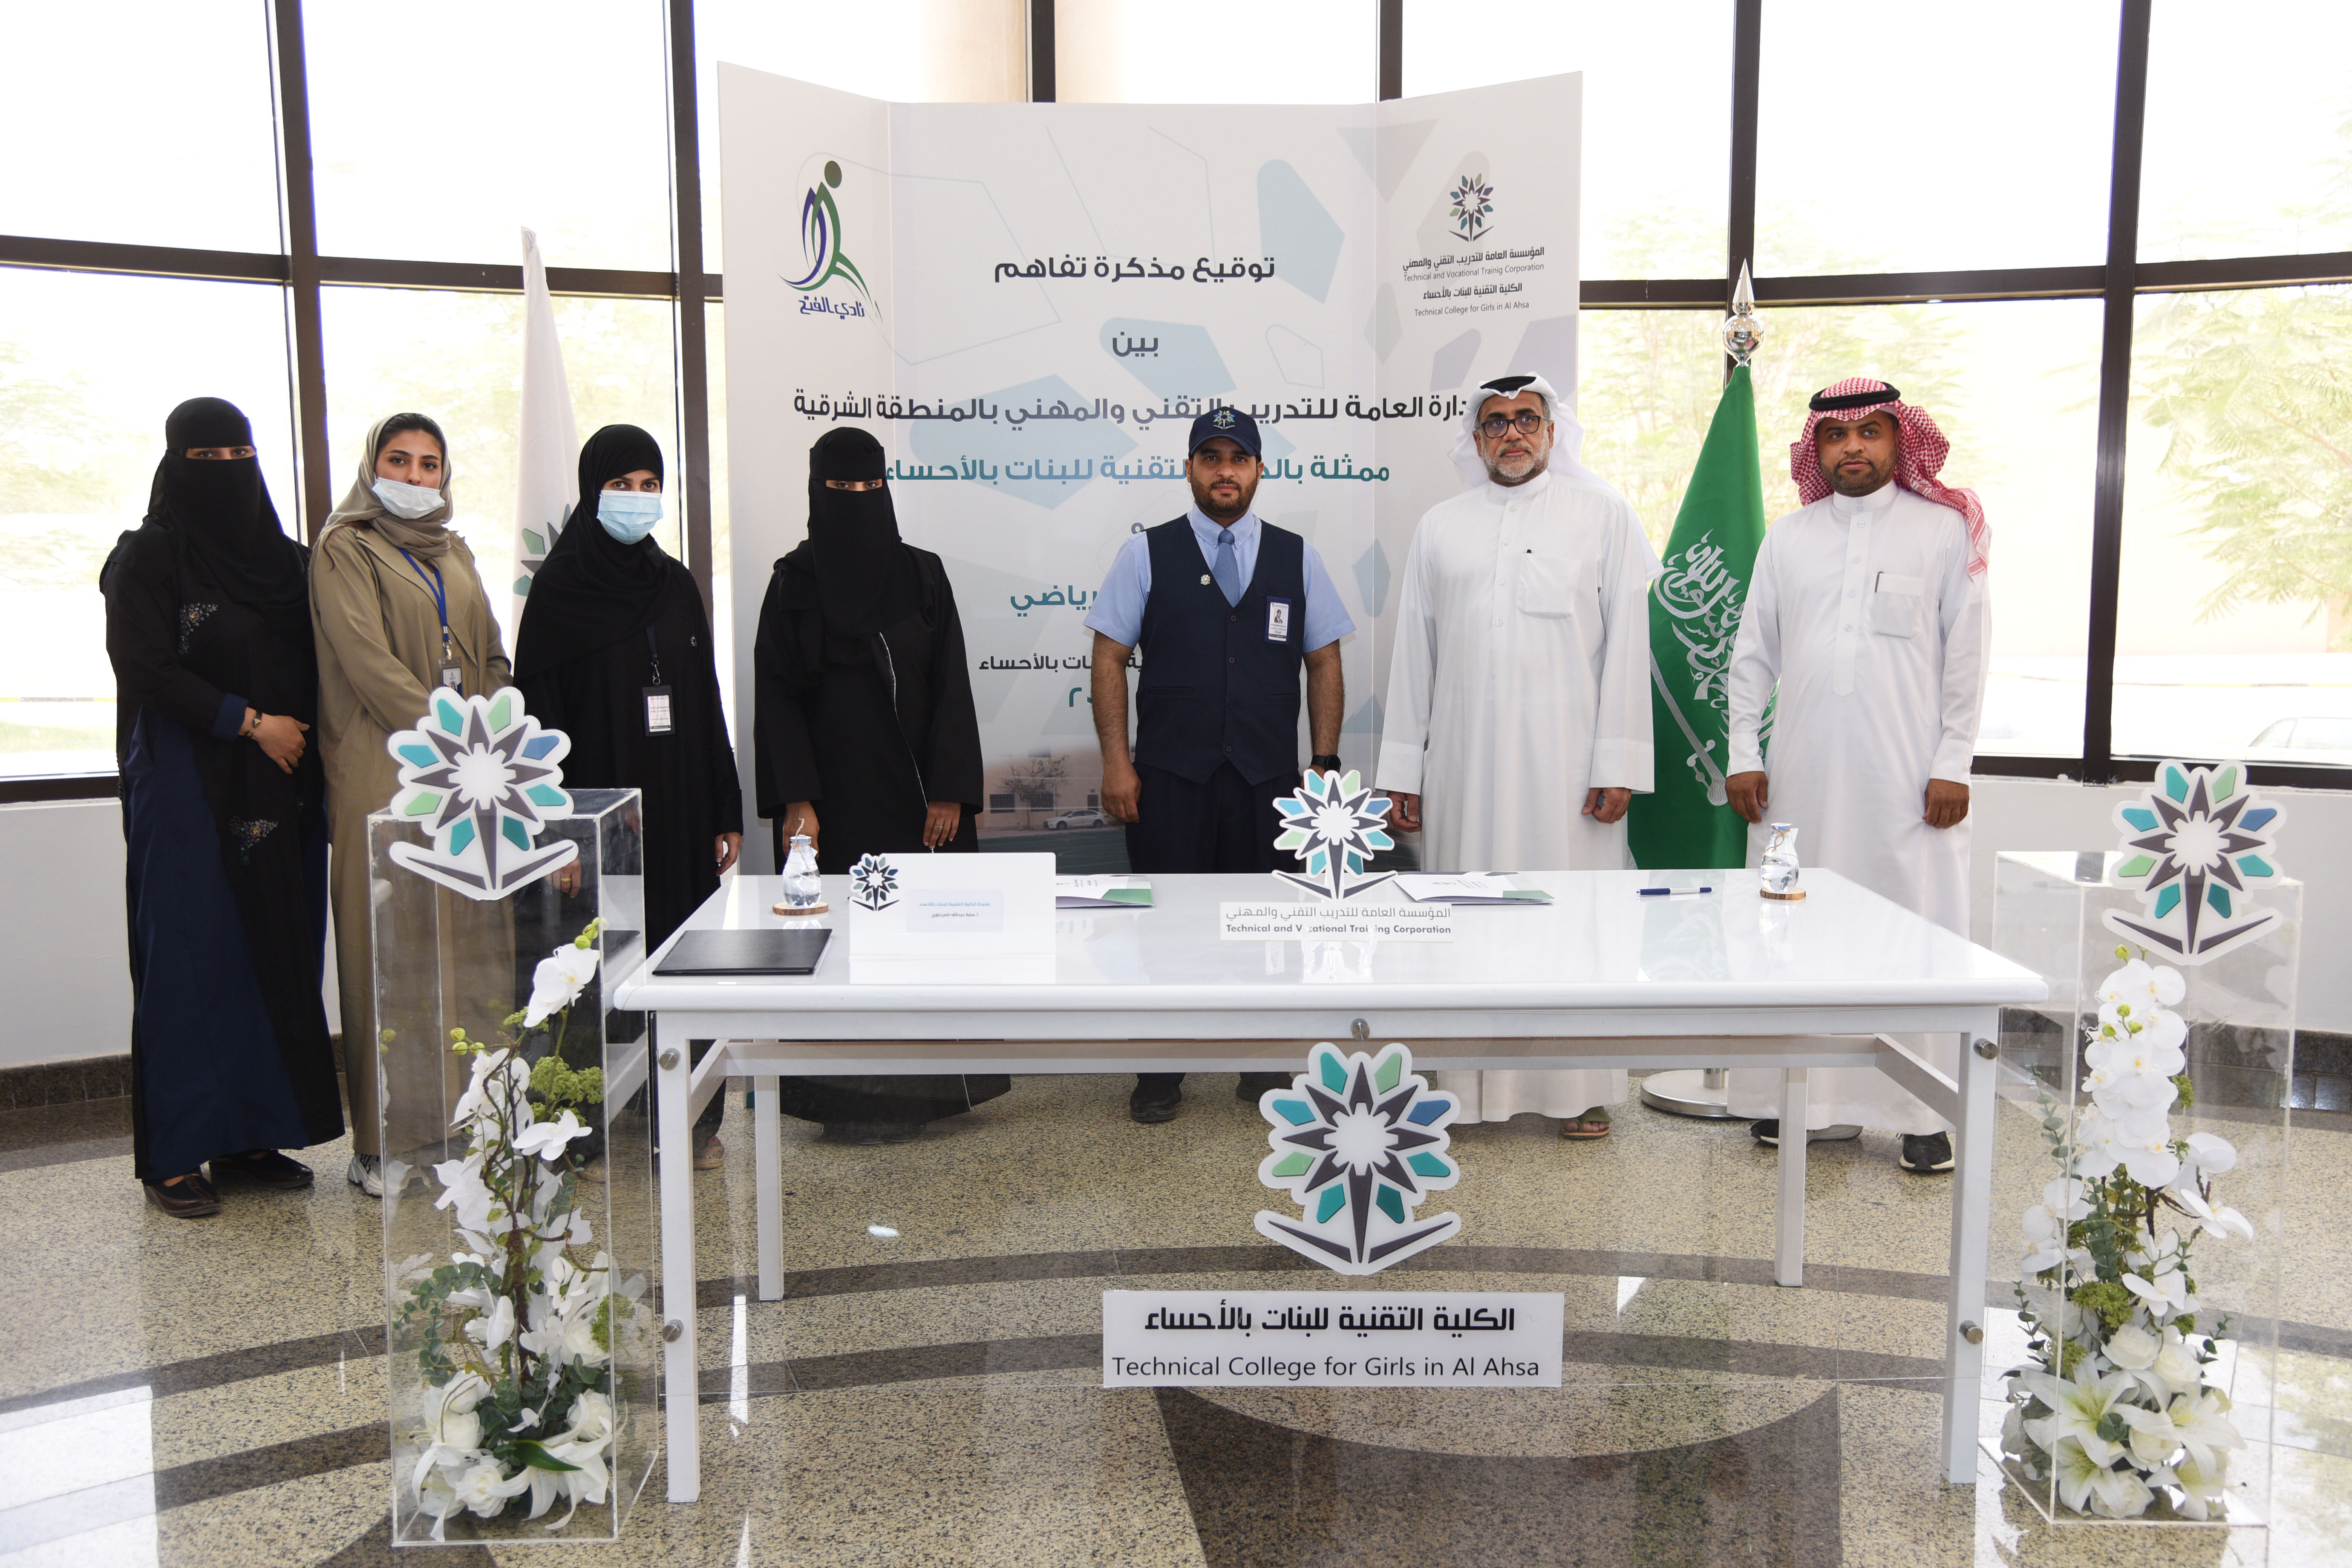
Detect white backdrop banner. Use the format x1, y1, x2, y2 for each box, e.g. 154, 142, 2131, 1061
718, 66, 1580, 868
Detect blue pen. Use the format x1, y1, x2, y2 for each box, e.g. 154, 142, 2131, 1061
1637, 886, 1714, 896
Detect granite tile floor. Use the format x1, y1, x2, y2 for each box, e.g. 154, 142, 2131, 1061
2, 1073, 2348, 1566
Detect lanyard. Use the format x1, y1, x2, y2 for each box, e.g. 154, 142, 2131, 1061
645, 625, 663, 687
395, 548, 453, 659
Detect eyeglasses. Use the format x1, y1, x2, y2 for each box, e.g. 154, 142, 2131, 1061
1477, 411, 1547, 438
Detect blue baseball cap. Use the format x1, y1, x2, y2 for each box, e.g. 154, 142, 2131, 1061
1186, 406, 1262, 459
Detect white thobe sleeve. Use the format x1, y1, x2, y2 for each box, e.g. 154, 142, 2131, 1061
1374, 522, 1438, 794
1588, 502, 1663, 792
1725, 530, 1782, 777
1931, 531, 1989, 784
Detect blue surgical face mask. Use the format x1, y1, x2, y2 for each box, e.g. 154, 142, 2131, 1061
597, 489, 664, 544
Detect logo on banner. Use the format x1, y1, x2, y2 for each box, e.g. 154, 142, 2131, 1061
786, 158, 872, 303
383, 688, 578, 901
1255, 1043, 1462, 1275
848, 853, 901, 912
2102, 760, 2286, 964
1447, 172, 1495, 242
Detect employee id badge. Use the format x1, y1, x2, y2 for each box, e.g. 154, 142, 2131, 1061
643, 685, 674, 735
1265, 596, 1294, 644
438, 665, 463, 690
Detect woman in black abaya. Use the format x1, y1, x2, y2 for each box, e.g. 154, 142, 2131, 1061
752, 426, 1005, 1141
515, 424, 741, 1165
102, 397, 343, 1217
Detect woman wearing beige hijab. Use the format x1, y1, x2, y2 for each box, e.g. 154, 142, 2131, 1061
311, 413, 512, 1197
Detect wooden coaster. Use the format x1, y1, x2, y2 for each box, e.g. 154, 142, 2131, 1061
1759, 888, 1806, 902
771, 900, 830, 916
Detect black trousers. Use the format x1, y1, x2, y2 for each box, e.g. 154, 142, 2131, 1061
1127, 761, 1291, 1092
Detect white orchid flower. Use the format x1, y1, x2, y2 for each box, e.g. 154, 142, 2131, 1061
512, 1108, 591, 1162
2052, 1435, 2155, 1519
2020, 1368, 2137, 1466
451, 1047, 517, 1126
2100, 959, 2186, 1015
2117, 1128, 2183, 1188
523, 943, 601, 1029
2043, 1176, 2093, 1220
2124, 1265, 2190, 1320
2019, 1210, 2067, 1275
465, 1295, 518, 1353
2182, 1132, 2237, 1176
2167, 1388, 2244, 1474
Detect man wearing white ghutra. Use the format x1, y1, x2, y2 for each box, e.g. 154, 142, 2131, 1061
1376, 373, 1661, 1141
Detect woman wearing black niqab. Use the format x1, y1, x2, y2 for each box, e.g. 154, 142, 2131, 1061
515, 425, 742, 1162
752, 426, 1004, 1141
101, 397, 343, 1218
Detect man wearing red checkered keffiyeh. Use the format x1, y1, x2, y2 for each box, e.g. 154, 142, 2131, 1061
1719, 377, 1993, 1175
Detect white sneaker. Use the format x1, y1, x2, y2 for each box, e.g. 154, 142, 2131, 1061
347, 1155, 385, 1198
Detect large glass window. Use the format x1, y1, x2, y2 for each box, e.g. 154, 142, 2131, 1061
2140, 1, 2352, 263
2117, 285, 2352, 764
1058, 0, 1373, 106
1576, 308, 1729, 549
320, 287, 680, 651
0, 269, 297, 778
304, 0, 673, 271
1754, 2, 2118, 276
1403, 0, 1731, 280
1752, 300, 2104, 759
1, 0, 281, 253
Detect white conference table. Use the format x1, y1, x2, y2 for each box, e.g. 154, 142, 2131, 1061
611, 868, 2047, 1501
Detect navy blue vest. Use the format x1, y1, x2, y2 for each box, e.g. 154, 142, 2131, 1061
1135, 517, 1308, 786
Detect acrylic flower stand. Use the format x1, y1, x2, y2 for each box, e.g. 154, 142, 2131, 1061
1985, 840, 2297, 1529
371, 785, 656, 1545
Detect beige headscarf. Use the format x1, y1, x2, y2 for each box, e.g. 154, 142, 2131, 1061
323, 415, 455, 558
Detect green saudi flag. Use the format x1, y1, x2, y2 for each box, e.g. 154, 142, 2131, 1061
1627, 365, 1770, 871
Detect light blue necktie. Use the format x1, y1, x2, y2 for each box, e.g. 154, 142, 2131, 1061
1213, 527, 1242, 606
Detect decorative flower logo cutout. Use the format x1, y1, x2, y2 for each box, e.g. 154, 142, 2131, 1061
384, 688, 577, 901
848, 853, 900, 912
1254, 1043, 1461, 1276
2102, 760, 2285, 964
1447, 173, 1494, 242
1274, 768, 1396, 902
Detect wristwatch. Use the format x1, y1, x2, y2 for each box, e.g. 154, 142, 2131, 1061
1309, 753, 1343, 772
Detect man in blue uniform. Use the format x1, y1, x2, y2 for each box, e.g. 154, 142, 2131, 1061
1086, 407, 1355, 1122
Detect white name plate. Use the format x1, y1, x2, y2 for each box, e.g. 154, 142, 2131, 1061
1102, 1290, 1561, 1387
1219, 902, 1455, 941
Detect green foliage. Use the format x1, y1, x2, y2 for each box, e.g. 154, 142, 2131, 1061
529, 1053, 606, 1110
2072, 1280, 2137, 1332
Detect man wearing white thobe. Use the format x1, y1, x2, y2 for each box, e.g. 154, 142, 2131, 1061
1723, 378, 1991, 1173
1377, 373, 1660, 1136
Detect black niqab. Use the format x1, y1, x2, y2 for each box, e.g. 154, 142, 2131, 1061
513, 424, 676, 680
147, 397, 310, 646
801, 427, 922, 635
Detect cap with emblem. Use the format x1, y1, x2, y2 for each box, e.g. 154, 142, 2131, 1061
1185, 406, 1262, 459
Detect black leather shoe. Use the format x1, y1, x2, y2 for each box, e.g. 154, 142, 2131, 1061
1236, 1073, 1292, 1099
1900, 1133, 1954, 1173
210, 1150, 315, 1189
145, 1173, 222, 1218
1129, 1083, 1182, 1124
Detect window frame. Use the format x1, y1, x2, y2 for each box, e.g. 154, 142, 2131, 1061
4, 0, 2349, 799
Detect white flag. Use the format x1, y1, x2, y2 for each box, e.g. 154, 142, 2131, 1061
512, 226, 579, 628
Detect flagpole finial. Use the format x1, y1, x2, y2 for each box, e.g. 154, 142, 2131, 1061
1722, 260, 1762, 368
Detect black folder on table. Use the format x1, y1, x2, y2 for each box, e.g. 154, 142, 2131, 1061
654, 928, 832, 976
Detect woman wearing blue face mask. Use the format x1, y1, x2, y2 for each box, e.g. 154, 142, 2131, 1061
312, 412, 514, 1197
514, 425, 741, 1170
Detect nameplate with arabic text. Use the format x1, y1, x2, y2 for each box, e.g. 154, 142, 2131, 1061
1219, 902, 1454, 941
1102, 1291, 1562, 1386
